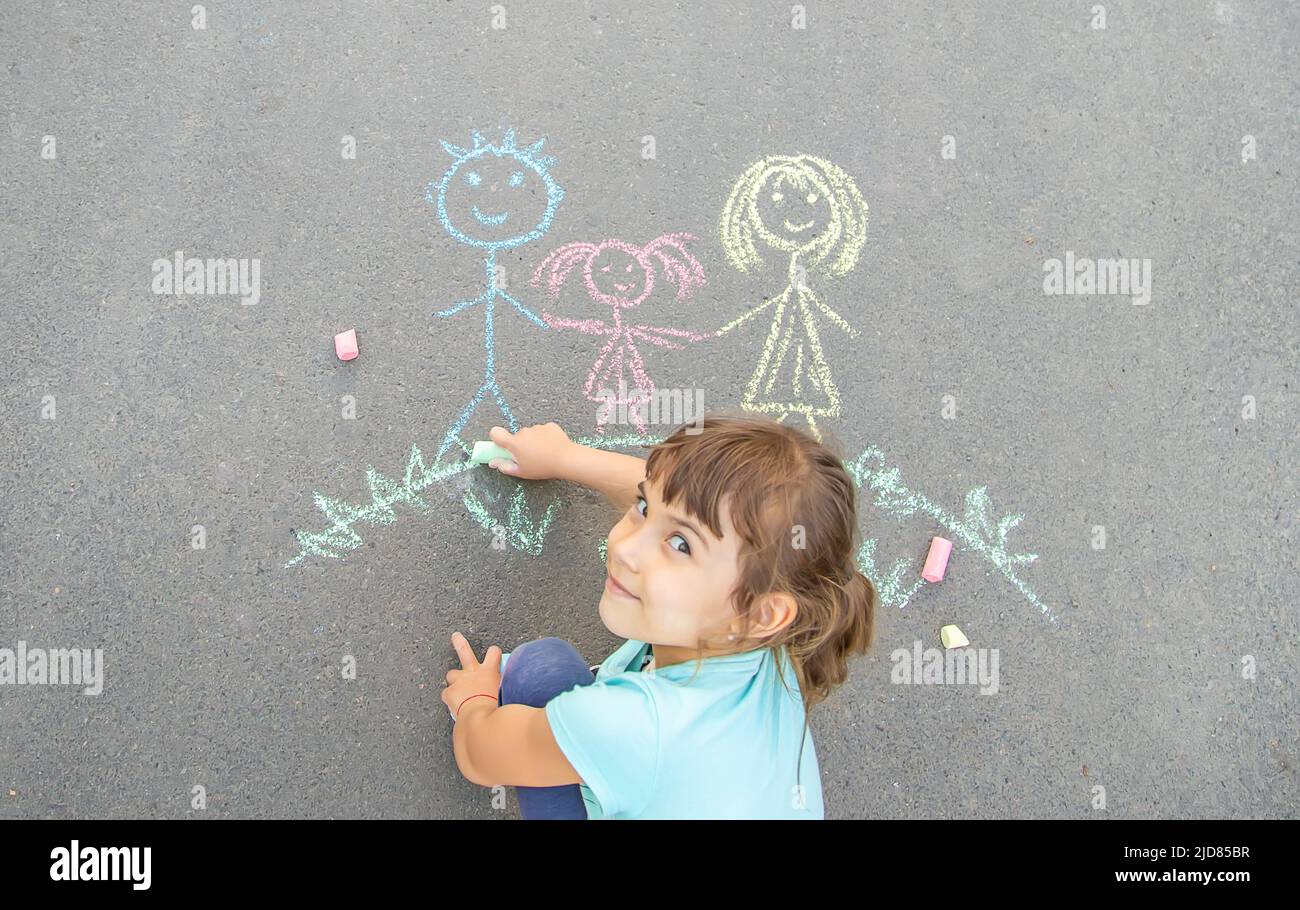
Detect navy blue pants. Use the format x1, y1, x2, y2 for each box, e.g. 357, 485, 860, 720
498, 637, 595, 819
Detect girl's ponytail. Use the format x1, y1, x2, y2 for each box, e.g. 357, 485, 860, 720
788, 566, 876, 711
842, 568, 876, 659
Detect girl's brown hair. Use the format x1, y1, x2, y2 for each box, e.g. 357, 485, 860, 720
642, 412, 877, 717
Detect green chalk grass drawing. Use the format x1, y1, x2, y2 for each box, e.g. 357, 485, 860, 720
846, 448, 1052, 622
463, 484, 566, 556
285, 432, 652, 568
286, 432, 1052, 622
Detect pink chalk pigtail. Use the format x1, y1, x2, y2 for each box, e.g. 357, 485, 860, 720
643, 232, 707, 301
531, 241, 601, 299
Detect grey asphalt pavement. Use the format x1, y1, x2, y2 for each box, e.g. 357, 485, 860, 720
1, 0, 1296, 818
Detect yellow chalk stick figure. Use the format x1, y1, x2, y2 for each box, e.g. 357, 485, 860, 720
716, 155, 868, 440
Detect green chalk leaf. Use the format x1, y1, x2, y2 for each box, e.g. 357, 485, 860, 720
997, 513, 1023, 541
964, 488, 995, 538
404, 444, 437, 490
313, 494, 366, 543
367, 467, 429, 515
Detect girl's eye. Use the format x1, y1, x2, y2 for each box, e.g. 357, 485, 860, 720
632, 496, 688, 555
771, 191, 784, 203
465, 171, 482, 186
509, 171, 525, 187
806, 192, 818, 204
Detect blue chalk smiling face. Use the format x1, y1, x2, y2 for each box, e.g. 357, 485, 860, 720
431, 133, 563, 251
463, 167, 522, 225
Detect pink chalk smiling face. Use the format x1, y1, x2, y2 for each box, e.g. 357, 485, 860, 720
585, 242, 655, 307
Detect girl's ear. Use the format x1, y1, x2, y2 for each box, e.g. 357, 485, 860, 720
753, 592, 799, 637
531, 241, 599, 297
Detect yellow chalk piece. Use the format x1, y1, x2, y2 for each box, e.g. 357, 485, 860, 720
940, 624, 969, 649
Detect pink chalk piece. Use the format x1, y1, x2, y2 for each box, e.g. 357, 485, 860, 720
334, 329, 358, 362
921, 536, 953, 583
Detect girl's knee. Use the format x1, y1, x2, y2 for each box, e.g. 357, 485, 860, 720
514, 637, 580, 661
500, 638, 593, 707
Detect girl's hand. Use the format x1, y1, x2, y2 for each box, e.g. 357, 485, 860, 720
487, 423, 574, 481
442, 632, 503, 722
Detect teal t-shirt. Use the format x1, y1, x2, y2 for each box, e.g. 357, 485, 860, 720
504, 638, 823, 820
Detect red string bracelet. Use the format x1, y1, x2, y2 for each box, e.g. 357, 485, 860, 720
455, 693, 498, 720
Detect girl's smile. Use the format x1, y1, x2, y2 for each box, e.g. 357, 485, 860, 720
605, 572, 638, 599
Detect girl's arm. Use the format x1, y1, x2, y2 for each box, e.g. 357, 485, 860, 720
444, 634, 584, 789
456, 701, 585, 788
558, 441, 647, 513
487, 423, 646, 512
628, 324, 708, 349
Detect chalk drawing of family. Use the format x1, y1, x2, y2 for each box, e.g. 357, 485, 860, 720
426, 130, 869, 449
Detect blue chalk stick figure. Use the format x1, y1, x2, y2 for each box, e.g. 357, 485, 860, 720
426, 129, 564, 459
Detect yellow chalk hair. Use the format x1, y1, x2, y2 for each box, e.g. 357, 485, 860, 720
720, 154, 868, 278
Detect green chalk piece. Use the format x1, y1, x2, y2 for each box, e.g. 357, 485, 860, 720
470, 441, 515, 465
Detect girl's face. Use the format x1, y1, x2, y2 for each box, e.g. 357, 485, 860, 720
756, 172, 832, 252
586, 242, 655, 307
600, 475, 743, 656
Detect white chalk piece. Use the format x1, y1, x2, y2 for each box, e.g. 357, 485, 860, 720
940, 624, 969, 649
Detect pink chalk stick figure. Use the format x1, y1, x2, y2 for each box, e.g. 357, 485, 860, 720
531, 234, 708, 434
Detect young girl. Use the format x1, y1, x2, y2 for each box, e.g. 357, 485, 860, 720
440, 414, 876, 819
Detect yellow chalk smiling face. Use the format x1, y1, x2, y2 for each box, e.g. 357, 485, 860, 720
755, 172, 833, 252
720, 154, 868, 279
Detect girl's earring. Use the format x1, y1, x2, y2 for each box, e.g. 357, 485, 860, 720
728, 634, 737, 640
